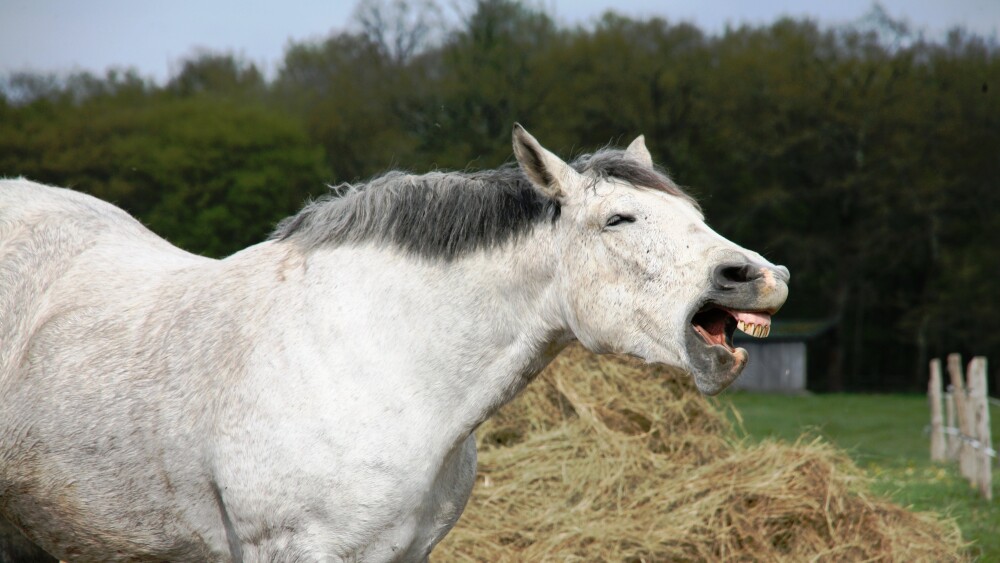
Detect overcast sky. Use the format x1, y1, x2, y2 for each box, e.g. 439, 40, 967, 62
1, 0, 997, 84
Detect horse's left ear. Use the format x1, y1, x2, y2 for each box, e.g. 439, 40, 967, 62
512, 123, 581, 202
625, 135, 653, 168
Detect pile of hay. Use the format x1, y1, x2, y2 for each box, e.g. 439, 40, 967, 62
435, 345, 965, 561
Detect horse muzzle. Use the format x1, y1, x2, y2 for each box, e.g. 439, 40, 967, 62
684, 261, 790, 395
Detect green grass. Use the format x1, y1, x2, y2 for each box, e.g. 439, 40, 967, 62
714, 393, 1000, 561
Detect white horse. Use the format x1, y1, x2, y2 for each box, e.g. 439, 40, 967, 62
0, 125, 788, 562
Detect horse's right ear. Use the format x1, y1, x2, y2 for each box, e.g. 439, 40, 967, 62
512, 123, 580, 203
625, 135, 653, 167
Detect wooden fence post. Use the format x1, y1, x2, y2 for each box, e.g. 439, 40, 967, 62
945, 387, 958, 460
969, 357, 993, 501
948, 353, 975, 480
929, 359, 946, 462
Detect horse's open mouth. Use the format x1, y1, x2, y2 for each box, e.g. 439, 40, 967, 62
684, 263, 788, 395
690, 306, 773, 353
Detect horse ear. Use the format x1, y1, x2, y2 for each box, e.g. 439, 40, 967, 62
512, 123, 579, 202
625, 135, 653, 167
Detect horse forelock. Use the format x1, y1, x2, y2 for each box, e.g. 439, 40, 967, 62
573, 149, 700, 212
271, 148, 697, 260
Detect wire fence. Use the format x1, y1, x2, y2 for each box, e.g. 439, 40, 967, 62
928, 354, 993, 500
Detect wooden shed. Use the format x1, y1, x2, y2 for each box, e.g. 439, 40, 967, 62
730, 320, 834, 393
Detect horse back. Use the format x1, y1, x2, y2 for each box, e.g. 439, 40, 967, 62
0, 179, 193, 371
0, 179, 228, 560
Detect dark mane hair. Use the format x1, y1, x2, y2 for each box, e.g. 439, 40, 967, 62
271, 148, 696, 260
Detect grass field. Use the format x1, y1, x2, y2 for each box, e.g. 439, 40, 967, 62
716, 393, 1000, 561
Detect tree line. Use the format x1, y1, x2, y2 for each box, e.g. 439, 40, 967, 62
1, 0, 997, 392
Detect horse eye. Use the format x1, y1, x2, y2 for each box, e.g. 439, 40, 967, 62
605, 214, 636, 228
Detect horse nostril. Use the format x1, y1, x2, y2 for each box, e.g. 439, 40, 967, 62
713, 263, 761, 288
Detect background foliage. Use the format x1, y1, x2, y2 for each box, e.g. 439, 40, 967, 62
1, 0, 997, 392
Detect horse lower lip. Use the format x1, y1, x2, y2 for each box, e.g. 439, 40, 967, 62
692, 324, 735, 353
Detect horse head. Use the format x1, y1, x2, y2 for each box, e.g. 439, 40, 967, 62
513, 124, 789, 394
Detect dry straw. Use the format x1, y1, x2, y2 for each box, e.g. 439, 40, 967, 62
435, 345, 965, 562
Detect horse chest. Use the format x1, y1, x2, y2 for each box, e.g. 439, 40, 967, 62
211, 396, 479, 561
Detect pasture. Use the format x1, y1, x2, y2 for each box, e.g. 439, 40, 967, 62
719, 392, 1000, 560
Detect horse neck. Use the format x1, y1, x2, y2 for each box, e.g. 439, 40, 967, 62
287, 232, 570, 438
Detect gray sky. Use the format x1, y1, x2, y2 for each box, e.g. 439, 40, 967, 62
1, 0, 997, 84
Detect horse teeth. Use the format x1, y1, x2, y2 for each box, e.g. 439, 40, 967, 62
736, 320, 771, 338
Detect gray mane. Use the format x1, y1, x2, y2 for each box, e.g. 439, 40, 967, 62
271, 148, 695, 260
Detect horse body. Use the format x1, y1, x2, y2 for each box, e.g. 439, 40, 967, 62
0, 180, 559, 561
1, 127, 788, 561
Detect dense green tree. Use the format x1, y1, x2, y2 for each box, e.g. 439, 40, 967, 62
0, 64, 330, 257
167, 52, 267, 100
417, 0, 564, 165
275, 31, 423, 181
